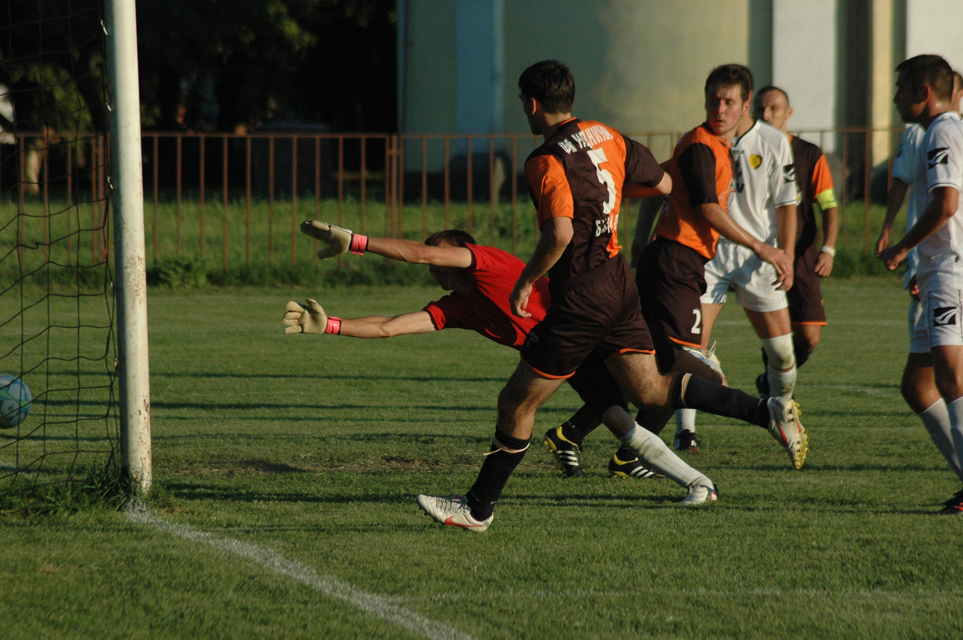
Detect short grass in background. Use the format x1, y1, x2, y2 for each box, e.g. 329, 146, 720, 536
2, 276, 963, 639
2, 194, 903, 289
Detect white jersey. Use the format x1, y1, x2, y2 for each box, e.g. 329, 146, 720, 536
727, 120, 798, 246
891, 124, 927, 285
917, 112, 963, 279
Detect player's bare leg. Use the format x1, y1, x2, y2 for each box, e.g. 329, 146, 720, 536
792, 323, 822, 368
600, 353, 717, 503
901, 352, 963, 484
418, 363, 563, 530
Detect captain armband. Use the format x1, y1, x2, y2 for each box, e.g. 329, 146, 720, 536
815, 189, 837, 211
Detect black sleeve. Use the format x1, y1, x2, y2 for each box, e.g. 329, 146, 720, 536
678, 142, 718, 209
623, 136, 665, 188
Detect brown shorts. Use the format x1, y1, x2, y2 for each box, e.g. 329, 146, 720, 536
520, 255, 655, 378
787, 243, 827, 325
635, 237, 708, 349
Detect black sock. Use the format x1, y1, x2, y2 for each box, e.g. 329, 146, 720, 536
614, 443, 637, 461
795, 348, 812, 368
673, 374, 770, 428
465, 431, 530, 521
560, 421, 586, 446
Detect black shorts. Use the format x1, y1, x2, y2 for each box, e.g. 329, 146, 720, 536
635, 237, 708, 350
520, 255, 655, 378
787, 243, 827, 325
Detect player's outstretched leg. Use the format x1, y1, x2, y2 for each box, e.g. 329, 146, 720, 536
673, 373, 809, 469
617, 421, 717, 505
765, 397, 808, 469
598, 402, 717, 504
607, 443, 660, 479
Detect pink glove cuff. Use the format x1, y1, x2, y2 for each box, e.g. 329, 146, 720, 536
349, 234, 368, 255
325, 317, 342, 335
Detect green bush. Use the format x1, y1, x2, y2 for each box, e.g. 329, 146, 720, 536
146, 255, 213, 288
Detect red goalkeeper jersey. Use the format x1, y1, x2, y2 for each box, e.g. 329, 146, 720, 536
423, 244, 550, 349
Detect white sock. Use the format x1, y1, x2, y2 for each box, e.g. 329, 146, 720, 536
675, 408, 696, 435
620, 424, 709, 488
767, 363, 796, 400
940, 397, 963, 484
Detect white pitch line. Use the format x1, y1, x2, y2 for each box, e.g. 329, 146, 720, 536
124, 502, 476, 640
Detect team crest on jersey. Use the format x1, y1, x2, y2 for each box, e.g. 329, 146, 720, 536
749, 154, 762, 169
933, 306, 959, 327
927, 147, 950, 169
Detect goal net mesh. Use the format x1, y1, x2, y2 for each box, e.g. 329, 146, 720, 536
0, 1, 120, 503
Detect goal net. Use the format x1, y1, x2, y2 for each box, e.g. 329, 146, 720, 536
0, 1, 120, 504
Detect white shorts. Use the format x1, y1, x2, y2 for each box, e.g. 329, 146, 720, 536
908, 297, 927, 353
910, 278, 963, 352
701, 241, 788, 312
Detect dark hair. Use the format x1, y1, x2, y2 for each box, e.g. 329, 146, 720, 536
705, 64, 753, 103
955, 71, 963, 94
755, 85, 790, 108
425, 229, 476, 247
896, 55, 953, 103
518, 60, 575, 114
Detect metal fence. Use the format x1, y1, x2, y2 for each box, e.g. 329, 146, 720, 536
3, 127, 905, 270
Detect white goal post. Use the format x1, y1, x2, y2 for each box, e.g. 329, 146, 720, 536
106, 0, 151, 493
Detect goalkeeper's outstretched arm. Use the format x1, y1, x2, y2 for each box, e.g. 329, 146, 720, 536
283, 299, 436, 338
300, 220, 472, 268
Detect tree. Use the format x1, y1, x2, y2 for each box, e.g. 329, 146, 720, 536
136, 0, 397, 132
0, 0, 109, 134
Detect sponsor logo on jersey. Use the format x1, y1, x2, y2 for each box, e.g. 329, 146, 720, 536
927, 147, 950, 169
933, 306, 959, 327
749, 154, 762, 169
895, 143, 904, 158
783, 164, 796, 183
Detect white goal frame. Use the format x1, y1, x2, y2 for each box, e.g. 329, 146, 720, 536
106, 0, 151, 493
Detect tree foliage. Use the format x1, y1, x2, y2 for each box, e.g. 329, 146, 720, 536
0, 1, 397, 135
0, 0, 108, 134
137, 0, 397, 132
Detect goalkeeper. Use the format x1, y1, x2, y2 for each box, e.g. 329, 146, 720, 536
283, 220, 717, 494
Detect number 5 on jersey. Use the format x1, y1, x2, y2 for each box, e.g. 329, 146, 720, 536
588, 147, 618, 237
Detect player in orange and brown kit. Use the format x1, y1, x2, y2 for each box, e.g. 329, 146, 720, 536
752, 85, 839, 396
413, 60, 808, 531
634, 64, 808, 467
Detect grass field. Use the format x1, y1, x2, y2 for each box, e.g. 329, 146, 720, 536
3, 275, 963, 639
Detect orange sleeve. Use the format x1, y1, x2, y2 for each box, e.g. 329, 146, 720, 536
525, 155, 574, 228
812, 155, 834, 197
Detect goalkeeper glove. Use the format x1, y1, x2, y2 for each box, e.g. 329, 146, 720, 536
300, 220, 368, 260
282, 299, 341, 335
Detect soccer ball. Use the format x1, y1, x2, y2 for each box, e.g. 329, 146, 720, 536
0, 375, 32, 429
